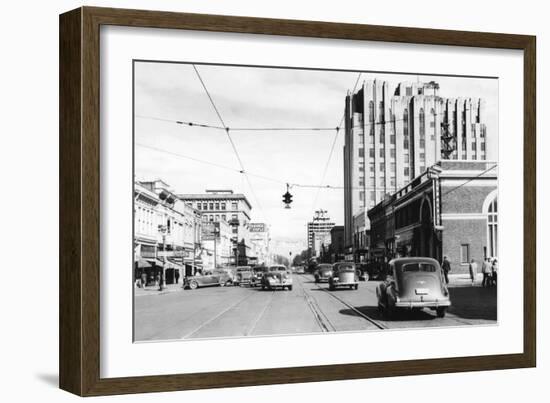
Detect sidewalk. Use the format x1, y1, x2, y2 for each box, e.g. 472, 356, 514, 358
448, 273, 490, 287
134, 283, 184, 297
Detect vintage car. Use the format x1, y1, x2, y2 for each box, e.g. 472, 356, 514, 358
234, 266, 254, 286
376, 257, 451, 318
184, 269, 233, 290
329, 262, 359, 290
250, 266, 268, 287
314, 264, 334, 283
261, 265, 293, 290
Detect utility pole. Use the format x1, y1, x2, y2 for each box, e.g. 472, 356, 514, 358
158, 224, 168, 291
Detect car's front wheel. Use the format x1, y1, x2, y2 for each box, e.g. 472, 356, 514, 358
188, 280, 198, 290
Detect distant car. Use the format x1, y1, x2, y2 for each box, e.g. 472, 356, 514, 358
234, 266, 253, 286
314, 264, 333, 283
250, 266, 267, 287
184, 270, 233, 290
261, 265, 293, 290
329, 262, 359, 290
376, 257, 451, 318
294, 265, 306, 274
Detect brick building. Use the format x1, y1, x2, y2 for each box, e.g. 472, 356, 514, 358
367, 160, 497, 274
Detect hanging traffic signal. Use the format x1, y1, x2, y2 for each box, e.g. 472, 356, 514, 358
282, 184, 293, 208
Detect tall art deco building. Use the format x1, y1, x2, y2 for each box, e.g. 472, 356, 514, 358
343, 80, 488, 251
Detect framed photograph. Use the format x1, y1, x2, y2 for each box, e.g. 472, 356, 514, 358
59, 6, 536, 396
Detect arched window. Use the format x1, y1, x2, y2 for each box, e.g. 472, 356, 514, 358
483, 192, 498, 258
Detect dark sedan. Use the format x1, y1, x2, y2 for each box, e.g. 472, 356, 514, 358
314, 264, 333, 283
376, 257, 451, 318
184, 270, 233, 290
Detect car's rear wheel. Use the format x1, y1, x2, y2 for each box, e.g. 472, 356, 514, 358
436, 307, 447, 318
354, 284, 359, 290
188, 280, 198, 290
225, 280, 233, 286
288, 285, 293, 291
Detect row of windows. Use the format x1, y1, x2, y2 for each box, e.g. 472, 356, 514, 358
201, 213, 239, 223
196, 201, 239, 211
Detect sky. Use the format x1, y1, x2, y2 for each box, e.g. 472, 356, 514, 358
134, 61, 498, 254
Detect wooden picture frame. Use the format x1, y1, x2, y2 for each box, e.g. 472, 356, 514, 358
59, 6, 536, 396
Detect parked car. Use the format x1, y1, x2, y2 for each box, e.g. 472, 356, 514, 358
250, 266, 267, 287
314, 264, 333, 283
357, 261, 385, 281
234, 266, 253, 286
329, 262, 359, 290
376, 257, 451, 318
184, 269, 233, 290
261, 265, 293, 290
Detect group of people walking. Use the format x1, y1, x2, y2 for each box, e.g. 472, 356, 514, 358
467, 257, 498, 286
441, 255, 498, 287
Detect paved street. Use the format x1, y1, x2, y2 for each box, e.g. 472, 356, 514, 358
134, 273, 497, 341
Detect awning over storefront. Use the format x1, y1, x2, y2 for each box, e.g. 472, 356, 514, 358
146, 258, 165, 267
135, 258, 152, 268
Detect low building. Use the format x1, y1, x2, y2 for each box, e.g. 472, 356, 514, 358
367, 160, 497, 274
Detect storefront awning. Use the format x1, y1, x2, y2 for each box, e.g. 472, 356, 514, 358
135, 258, 152, 268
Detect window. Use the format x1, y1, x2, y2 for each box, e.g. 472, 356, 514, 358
359, 148, 364, 157
369, 163, 375, 173
369, 177, 375, 186
232, 227, 238, 234
420, 139, 425, 149
420, 152, 425, 161
380, 162, 385, 171
369, 135, 374, 144
221, 203, 226, 210
369, 149, 375, 158
359, 135, 364, 144
390, 149, 396, 158
359, 191, 365, 202
232, 214, 238, 220
391, 162, 396, 172
487, 196, 498, 258
403, 109, 409, 136
481, 142, 486, 151
209, 215, 214, 222
403, 139, 409, 150
209, 203, 214, 210
359, 177, 364, 187
404, 154, 409, 163
197, 204, 202, 210
460, 244, 470, 264
472, 143, 477, 151
379, 148, 385, 158
231, 202, 238, 210
404, 167, 410, 177
419, 108, 425, 138
390, 135, 396, 144
203, 203, 208, 210
379, 133, 385, 144
390, 177, 396, 187
215, 203, 220, 210
221, 214, 226, 221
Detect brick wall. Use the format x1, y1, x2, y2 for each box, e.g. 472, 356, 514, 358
442, 218, 487, 274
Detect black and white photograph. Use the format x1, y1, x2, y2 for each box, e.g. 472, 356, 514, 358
133, 61, 498, 342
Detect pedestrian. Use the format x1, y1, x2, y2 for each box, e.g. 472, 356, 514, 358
491, 258, 498, 286
468, 258, 478, 286
175, 269, 180, 284
141, 271, 147, 288
481, 257, 492, 287
441, 256, 451, 284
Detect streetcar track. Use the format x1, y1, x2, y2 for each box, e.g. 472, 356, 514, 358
244, 290, 276, 336
299, 280, 336, 332
181, 291, 258, 339
299, 274, 387, 330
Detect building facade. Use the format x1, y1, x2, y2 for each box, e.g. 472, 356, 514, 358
248, 223, 271, 266
344, 79, 488, 251
367, 160, 497, 274
307, 210, 335, 256
178, 189, 253, 266
135, 180, 203, 284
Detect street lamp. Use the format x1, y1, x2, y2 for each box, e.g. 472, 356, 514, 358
158, 224, 168, 291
